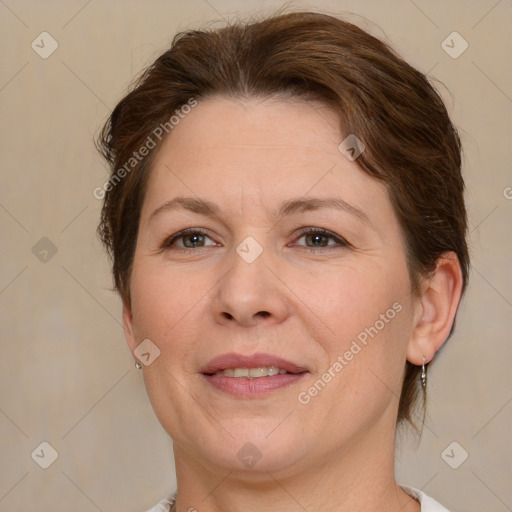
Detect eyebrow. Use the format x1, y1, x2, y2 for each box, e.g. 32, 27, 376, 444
148, 196, 370, 225
149, 197, 220, 221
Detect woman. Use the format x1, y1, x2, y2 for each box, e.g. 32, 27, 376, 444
96, 10, 468, 512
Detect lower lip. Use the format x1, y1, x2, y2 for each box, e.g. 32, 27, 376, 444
202, 373, 308, 397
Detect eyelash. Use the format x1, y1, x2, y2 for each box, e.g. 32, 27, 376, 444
161, 227, 349, 252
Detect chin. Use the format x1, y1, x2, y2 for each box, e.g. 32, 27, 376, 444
180, 421, 308, 475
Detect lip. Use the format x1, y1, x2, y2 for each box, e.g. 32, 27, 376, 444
200, 352, 309, 398
200, 352, 308, 375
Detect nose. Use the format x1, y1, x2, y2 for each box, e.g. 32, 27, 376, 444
210, 240, 292, 328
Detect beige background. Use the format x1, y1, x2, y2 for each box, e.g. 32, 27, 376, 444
0, 0, 511, 510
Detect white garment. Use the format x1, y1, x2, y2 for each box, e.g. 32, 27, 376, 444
402, 486, 451, 511
145, 492, 175, 512
145, 486, 450, 511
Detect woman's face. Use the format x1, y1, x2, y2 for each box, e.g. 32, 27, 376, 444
124, 96, 420, 475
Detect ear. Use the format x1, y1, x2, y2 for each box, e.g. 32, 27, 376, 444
407, 251, 464, 365
122, 299, 139, 354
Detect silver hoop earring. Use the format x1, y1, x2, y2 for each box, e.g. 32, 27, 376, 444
135, 361, 142, 370
421, 356, 427, 388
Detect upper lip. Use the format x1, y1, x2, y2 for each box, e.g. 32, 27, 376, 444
201, 352, 308, 374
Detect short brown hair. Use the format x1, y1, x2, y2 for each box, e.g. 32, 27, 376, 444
96, 11, 469, 428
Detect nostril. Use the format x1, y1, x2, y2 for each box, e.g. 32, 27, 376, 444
220, 311, 270, 321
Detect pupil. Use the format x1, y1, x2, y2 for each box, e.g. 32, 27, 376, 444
185, 234, 203, 247
308, 234, 327, 247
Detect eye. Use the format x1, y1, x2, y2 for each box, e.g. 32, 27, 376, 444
162, 228, 218, 251
291, 228, 349, 249
161, 227, 348, 252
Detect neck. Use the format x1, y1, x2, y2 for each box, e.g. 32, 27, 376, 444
170, 416, 420, 512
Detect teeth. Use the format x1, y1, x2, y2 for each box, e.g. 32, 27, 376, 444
234, 368, 249, 377
213, 366, 290, 378
249, 367, 267, 377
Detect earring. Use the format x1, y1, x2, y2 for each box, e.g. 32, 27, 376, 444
421, 356, 427, 388
135, 361, 142, 370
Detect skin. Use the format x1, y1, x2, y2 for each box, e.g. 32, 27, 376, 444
123, 96, 463, 512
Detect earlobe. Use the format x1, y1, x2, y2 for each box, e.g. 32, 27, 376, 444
407, 252, 464, 366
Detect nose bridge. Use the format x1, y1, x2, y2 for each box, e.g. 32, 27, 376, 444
211, 233, 291, 326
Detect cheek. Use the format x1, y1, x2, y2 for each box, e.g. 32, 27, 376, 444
128, 263, 208, 426
291, 268, 412, 452
130, 261, 208, 338
291, 258, 412, 400
290, 258, 408, 341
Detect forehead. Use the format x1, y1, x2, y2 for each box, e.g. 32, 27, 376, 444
158, 95, 342, 165
143, 95, 390, 224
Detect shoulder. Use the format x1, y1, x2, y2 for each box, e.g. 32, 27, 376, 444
143, 491, 176, 512
401, 485, 452, 512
